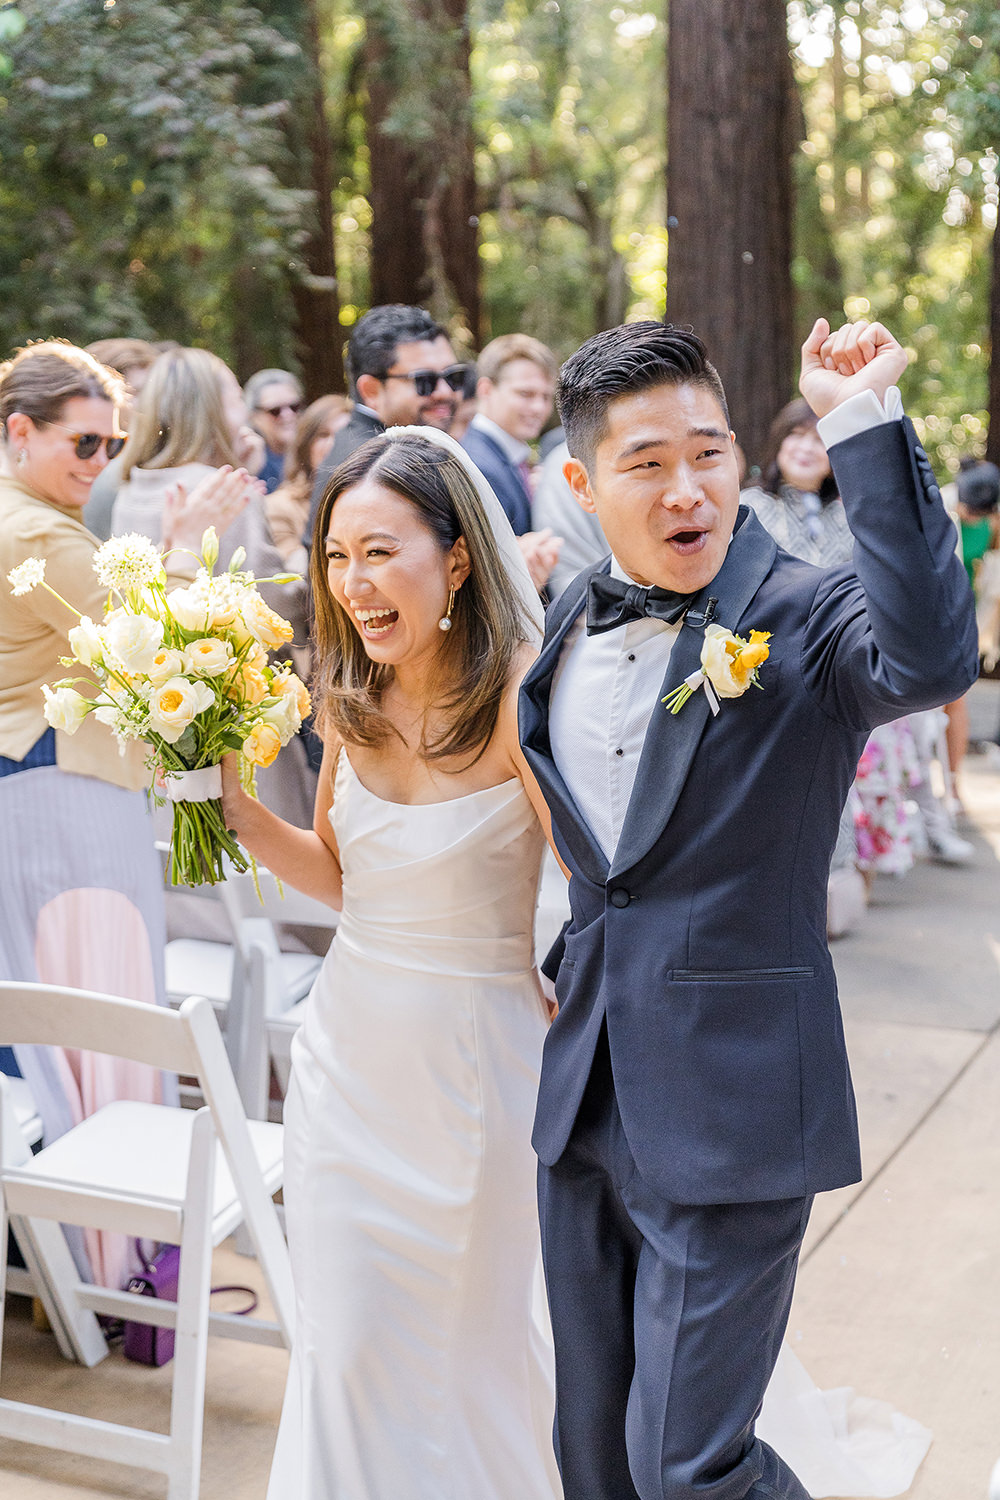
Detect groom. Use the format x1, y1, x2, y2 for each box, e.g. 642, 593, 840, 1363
519, 317, 977, 1500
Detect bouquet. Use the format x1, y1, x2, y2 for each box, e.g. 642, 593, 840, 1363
8, 528, 310, 887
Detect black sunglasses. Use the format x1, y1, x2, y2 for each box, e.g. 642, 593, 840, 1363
256, 401, 302, 418
383, 364, 471, 398
45, 420, 126, 461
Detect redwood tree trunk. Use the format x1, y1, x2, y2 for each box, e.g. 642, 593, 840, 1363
291, 0, 344, 398
365, 23, 432, 310
364, 0, 479, 341
666, 0, 796, 467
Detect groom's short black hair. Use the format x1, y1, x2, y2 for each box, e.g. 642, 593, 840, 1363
558, 321, 730, 472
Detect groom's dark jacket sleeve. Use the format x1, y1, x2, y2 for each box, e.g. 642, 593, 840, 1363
520, 415, 978, 1206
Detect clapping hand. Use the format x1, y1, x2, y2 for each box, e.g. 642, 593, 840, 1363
518, 528, 563, 592
161, 465, 264, 555
800, 317, 909, 419
234, 424, 267, 477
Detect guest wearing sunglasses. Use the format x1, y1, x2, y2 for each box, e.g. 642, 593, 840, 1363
307, 303, 472, 542
0, 340, 252, 1290
245, 367, 305, 494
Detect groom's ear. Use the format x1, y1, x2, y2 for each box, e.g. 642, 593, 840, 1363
564, 457, 597, 514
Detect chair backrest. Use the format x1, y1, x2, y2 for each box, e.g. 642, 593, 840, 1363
0, 980, 294, 1337
219, 864, 339, 933
0, 982, 200, 1075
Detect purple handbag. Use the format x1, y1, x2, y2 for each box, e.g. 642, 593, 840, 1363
123, 1241, 258, 1367
124, 1241, 179, 1367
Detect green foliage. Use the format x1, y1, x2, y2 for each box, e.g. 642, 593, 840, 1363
0, 0, 308, 372
1, 0, 997, 451
0, 6, 25, 77
791, 0, 993, 472
470, 0, 666, 356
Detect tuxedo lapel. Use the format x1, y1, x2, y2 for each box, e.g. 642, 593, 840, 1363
610, 508, 778, 878
519, 561, 611, 885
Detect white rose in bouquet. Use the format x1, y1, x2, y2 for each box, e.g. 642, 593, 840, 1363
147, 647, 187, 685
41, 684, 89, 734
164, 584, 211, 634
102, 611, 165, 675
184, 637, 235, 678
148, 675, 215, 744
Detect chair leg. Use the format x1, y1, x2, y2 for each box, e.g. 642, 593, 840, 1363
166, 1106, 216, 1500
12, 1215, 108, 1367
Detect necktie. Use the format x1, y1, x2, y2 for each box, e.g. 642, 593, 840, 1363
586, 573, 696, 635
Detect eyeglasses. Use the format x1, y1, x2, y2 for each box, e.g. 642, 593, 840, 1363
255, 401, 302, 419
43, 421, 126, 461
383, 365, 471, 398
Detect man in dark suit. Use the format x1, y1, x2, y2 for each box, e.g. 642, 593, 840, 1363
518, 316, 977, 1500
462, 333, 562, 592
307, 304, 469, 543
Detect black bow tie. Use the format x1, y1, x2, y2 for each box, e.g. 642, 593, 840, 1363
586, 573, 695, 636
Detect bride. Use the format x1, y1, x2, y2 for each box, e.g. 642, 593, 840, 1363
222, 427, 561, 1499
223, 424, 929, 1500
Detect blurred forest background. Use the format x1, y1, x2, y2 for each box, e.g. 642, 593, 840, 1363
0, 0, 996, 470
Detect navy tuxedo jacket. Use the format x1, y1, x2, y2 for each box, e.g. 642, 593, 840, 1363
461, 425, 533, 536
519, 417, 978, 1206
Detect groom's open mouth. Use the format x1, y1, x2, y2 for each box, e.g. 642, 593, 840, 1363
665, 528, 708, 554
353, 606, 400, 639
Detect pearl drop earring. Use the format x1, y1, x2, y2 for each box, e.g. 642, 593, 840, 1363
16, 448, 27, 468
439, 587, 456, 632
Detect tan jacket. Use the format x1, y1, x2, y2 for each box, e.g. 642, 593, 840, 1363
0, 475, 193, 791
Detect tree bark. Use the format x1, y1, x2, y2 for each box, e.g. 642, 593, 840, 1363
291, 0, 344, 398
363, 0, 479, 341
666, 0, 796, 467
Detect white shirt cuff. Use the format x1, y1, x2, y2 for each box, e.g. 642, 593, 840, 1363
816, 386, 903, 449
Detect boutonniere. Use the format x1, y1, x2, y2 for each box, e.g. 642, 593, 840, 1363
661, 624, 772, 716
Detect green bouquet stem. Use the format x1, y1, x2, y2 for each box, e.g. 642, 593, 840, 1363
169, 796, 249, 887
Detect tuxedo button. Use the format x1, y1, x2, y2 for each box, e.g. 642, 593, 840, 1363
609, 888, 631, 908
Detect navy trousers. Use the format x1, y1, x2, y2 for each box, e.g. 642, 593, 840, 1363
537, 1028, 813, 1500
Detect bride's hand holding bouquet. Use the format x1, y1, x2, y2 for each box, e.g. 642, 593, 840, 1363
8, 511, 309, 887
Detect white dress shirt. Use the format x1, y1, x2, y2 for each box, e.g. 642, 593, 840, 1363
546, 389, 900, 864
549, 558, 681, 861
469, 412, 531, 468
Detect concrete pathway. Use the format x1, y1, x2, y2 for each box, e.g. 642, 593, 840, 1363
3, 687, 1000, 1498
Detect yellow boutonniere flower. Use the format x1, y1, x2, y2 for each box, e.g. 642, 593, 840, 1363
662, 624, 772, 716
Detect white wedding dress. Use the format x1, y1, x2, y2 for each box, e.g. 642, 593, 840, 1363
267, 749, 561, 1500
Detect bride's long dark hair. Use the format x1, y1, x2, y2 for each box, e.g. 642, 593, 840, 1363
310, 432, 535, 764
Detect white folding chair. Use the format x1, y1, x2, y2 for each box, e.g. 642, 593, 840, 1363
0, 982, 293, 1500
219, 868, 337, 1121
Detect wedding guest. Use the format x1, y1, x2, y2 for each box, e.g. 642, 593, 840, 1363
263, 394, 353, 816
245, 368, 305, 493
447, 362, 479, 442
744, 396, 972, 872
266, 395, 353, 587
741, 395, 849, 564
0, 339, 251, 1287
533, 439, 608, 599
111, 346, 266, 556
81, 336, 160, 541
307, 304, 472, 540
462, 334, 563, 593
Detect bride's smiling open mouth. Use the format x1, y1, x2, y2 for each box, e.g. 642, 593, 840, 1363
352, 605, 400, 639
